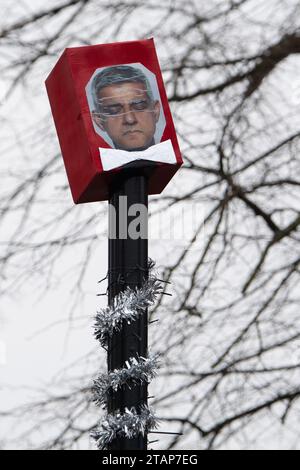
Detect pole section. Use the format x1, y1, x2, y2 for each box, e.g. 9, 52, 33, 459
107, 165, 150, 450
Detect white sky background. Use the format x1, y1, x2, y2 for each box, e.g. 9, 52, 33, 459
1, 0, 300, 450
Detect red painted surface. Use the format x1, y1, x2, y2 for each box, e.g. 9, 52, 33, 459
45, 39, 183, 204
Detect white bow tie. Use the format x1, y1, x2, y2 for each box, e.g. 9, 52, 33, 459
99, 139, 177, 172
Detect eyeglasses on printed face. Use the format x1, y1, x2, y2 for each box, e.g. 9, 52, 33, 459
96, 96, 155, 120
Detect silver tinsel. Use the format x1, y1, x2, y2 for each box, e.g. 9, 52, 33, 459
93, 353, 160, 407
91, 404, 158, 450
94, 276, 163, 348
91, 259, 163, 448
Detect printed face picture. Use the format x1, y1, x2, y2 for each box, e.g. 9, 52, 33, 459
86, 63, 166, 151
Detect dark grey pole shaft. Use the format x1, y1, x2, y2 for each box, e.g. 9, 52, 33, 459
107, 169, 149, 450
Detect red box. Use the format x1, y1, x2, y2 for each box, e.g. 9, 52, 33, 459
45, 39, 183, 204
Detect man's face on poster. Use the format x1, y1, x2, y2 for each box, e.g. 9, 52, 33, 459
92, 81, 160, 151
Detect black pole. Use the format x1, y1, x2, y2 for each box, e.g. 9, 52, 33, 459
107, 163, 153, 450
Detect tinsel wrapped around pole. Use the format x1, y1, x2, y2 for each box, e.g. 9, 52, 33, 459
91, 405, 158, 450
92, 255, 164, 449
